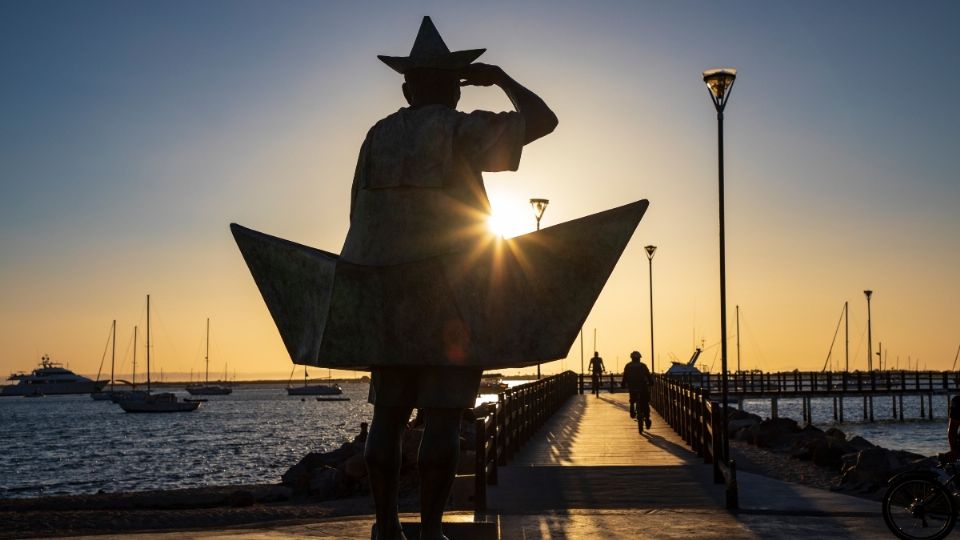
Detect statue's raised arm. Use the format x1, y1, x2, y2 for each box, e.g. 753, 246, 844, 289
459, 62, 558, 144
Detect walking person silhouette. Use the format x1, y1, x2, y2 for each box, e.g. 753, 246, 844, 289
588, 351, 606, 397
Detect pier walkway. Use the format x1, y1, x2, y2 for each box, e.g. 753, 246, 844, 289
71, 393, 896, 539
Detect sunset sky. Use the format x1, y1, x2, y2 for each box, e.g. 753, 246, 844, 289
2, 1, 957, 381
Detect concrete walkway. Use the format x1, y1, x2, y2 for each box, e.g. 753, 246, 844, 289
51, 393, 895, 539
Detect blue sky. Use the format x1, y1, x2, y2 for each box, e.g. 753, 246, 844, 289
1, 1, 957, 378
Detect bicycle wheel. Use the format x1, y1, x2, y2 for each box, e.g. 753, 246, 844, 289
882, 476, 956, 540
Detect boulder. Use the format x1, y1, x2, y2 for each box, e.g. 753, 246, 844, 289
728, 418, 760, 437
309, 466, 345, 500
342, 453, 367, 480
746, 417, 801, 448
836, 447, 927, 493
811, 439, 848, 468
825, 427, 846, 441
848, 436, 876, 451
728, 409, 762, 423
787, 425, 826, 461
281, 462, 311, 495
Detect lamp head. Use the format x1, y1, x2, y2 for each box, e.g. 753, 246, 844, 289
864, 290, 873, 299
529, 198, 550, 221
702, 68, 737, 112
644, 245, 657, 260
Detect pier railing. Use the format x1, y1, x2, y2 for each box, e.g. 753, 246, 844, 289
578, 372, 623, 394
668, 370, 960, 396
651, 374, 738, 510
469, 370, 579, 511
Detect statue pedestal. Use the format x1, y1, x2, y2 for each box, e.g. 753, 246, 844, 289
372, 516, 500, 539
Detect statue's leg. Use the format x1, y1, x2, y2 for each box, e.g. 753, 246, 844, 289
417, 407, 462, 540
366, 404, 414, 540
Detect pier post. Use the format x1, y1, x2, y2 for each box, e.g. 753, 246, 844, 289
921, 392, 926, 418
869, 396, 874, 422
929, 394, 934, 419
862, 396, 868, 421
771, 397, 778, 419
892, 395, 897, 419
839, 397, 844, 423
833, 397, 838, 421
899, 395, 904, 421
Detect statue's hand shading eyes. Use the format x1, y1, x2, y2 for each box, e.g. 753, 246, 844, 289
459, 63, 505, 87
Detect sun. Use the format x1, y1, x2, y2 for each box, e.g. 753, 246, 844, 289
486, 198, 534, 238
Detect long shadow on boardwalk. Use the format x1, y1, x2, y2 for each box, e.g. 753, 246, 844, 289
486, 393, 890, 538
488, 393, 718, 511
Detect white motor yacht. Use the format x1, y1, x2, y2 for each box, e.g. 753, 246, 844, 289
2, 355, 108, 396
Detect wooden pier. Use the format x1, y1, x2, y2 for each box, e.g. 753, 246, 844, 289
581, 370, 958, 424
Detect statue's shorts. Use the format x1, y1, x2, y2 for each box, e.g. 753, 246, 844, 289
367, 366, 482, 409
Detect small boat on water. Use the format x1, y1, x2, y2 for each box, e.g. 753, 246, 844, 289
2, 355, 108, 397
185, 319, 232, 396
478, 373, 508, 394
115, 295, 199, 413
287, 365, 343, 396
120, 391, 201, 413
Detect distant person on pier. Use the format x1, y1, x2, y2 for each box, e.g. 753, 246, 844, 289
588, 352, 606, 397
622, 351, 654, 429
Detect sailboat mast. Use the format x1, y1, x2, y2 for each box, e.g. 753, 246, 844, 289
844, 301, 849, 373
735, 305, 741, 373
132, 325, 138, 391
146, 294, 151, 393
110, 320, 116, 393
205, 317, 210, 384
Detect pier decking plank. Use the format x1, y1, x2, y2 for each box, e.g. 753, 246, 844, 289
488, 393, 721, 512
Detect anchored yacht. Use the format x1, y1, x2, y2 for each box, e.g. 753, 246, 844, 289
2, 355, 108, 396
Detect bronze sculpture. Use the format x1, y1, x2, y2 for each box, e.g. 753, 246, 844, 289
232, 16, 647, 540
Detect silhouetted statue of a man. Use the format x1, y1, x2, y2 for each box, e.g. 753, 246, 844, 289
348, 16, 557, 540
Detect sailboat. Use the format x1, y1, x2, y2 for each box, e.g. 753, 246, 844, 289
108, 325, 149, 403
116, 295, 200, 413
286, 365, 343, 396
186, 318, 232, 396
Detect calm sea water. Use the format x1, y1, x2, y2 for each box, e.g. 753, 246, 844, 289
0, 385, 948, 498
0, 383, 374, 498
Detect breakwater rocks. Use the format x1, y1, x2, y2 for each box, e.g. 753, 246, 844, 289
727, 409, 929, 495
282, 409, 485, 501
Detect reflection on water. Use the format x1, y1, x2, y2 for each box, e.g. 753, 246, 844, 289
0, 383, 372, 498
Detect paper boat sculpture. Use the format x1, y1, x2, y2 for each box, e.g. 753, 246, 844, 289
232, 199, 647, 370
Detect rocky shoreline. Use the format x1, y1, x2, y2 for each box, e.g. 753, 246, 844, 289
727, 408, 934, 499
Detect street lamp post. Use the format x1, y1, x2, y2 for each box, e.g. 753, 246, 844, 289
645, 245, 657, 372
703, 67, 736, 465
530, 198, 550, 379
530, 198, 549, 232
864, 290, 873, 371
